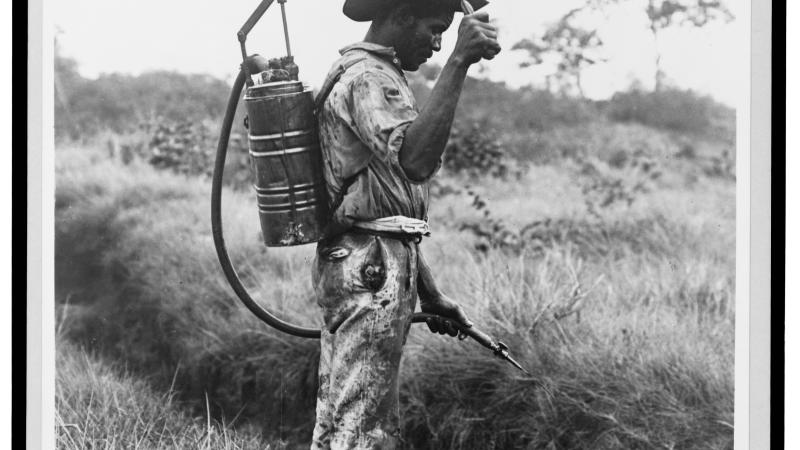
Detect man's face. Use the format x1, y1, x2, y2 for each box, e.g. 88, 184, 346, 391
394, 11, 454, 71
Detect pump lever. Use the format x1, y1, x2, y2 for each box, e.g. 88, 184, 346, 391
238, 0, 277, 43
237, 0, 293, 85
278, 0, 292, 57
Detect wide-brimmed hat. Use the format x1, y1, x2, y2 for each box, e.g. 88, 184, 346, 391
343, 0, 489, 22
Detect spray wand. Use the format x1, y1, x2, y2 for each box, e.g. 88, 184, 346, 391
412, 313, 529, 374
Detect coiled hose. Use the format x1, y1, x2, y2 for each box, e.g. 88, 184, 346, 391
211, 69, 323, 337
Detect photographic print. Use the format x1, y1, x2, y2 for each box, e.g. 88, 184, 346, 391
47, 0, 747, 448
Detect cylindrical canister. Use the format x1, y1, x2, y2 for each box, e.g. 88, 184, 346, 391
245, 80, 328, 246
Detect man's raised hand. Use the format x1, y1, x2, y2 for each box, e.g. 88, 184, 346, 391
451, 11, 501, 67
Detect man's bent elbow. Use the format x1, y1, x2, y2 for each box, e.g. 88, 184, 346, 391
398, 142, 438, 182
399, 159, 434, 183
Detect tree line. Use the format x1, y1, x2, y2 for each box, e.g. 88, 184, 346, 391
512, 0, 734, 96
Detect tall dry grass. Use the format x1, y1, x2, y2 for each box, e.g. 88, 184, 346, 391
55, 136, 734, 449
56, 338, 276, 449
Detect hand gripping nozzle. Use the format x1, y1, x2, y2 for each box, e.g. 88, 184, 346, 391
411, 313, 530, 375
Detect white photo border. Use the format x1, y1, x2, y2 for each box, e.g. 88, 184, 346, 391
24, 0, 778, 447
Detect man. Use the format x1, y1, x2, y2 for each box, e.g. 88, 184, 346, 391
312, 1, 500, 448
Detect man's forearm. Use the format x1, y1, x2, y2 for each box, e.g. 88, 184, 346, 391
416, 249, 443, 301
398, 58, 469, 181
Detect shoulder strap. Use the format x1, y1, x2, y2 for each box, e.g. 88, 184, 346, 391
314, 56, 369, 218
314, 57, 367, 113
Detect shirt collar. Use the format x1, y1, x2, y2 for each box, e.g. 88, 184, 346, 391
340, 42, 403, 71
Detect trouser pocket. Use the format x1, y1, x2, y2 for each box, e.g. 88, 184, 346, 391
313, 232, 388, 331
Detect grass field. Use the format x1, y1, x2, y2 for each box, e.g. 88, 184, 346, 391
54, 115, 735, 449
56, 340, 276, 449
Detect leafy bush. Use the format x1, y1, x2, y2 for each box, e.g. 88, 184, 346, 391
516, 121, 681, 166
98, 119, 253, 191
702, 148, 736, 180
146, 120, 216, 177
573, 152, 662, 219
456, 79, 597, 131
605, 87, 735, 139
456, 188, 522, 253
443, 121, 512, 180
408, 73, 598, 155
449, 192, 700, 260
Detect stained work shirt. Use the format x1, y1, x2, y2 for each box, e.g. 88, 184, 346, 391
317, 42, 439, 234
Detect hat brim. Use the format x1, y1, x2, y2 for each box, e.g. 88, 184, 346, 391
343, 0, 489, 22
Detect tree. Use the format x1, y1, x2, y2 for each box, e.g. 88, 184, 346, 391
585, 0, 734, 91
512, 8, 605, 98
513, 0, 734, 94
642, 0, 734, 91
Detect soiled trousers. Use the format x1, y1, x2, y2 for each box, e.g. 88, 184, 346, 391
310, 232, 419, 450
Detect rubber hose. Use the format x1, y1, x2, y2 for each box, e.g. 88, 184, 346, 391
211, 68, 321, 338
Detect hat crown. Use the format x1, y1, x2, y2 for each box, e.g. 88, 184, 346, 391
343, 0, 488, 22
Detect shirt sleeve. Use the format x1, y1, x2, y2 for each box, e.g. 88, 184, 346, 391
345, 71, 439, 183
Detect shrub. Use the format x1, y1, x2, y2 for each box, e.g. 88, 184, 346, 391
702, 148, 736, 180
455, 188, 522, 253
605, 87, 735, 139
456, 79, 597, 131
443, 121, 512, 180
98, 119, 253, 191
514, 121, 682, 167
146, 120, 216, 177
573, 152, 662, 219
408, 74, 598, 149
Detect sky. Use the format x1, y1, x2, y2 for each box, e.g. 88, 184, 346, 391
52, 0, 747, 106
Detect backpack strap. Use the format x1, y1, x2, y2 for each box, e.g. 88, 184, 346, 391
314, 56, 369, 229
314, 57, 367, 113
